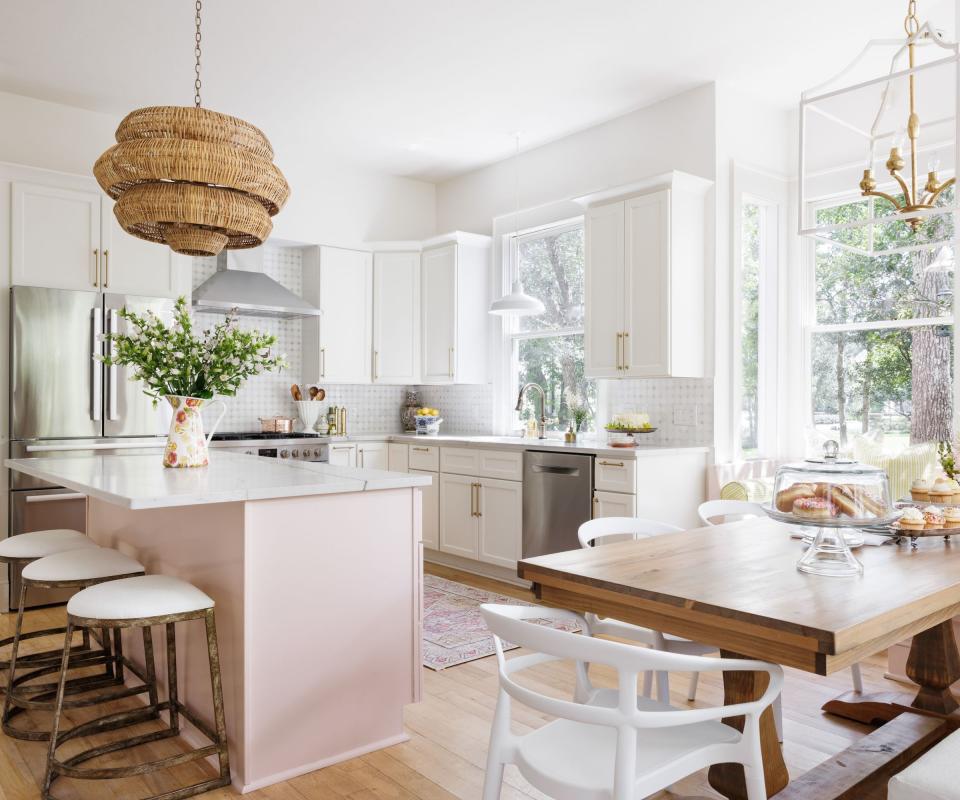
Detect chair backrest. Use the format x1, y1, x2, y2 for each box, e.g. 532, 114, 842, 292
578, 517, 683, 549
479, 603, 782, 730
698, 499, 765, 527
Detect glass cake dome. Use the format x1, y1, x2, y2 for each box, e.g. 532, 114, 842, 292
767, 441, 897, 576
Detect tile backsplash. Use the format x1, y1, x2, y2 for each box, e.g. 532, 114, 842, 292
600, 378, 714, 448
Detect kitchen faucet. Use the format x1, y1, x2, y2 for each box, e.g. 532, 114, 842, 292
515, 383, 548, 439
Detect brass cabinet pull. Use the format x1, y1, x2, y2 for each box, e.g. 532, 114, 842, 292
598, 460, 625, 468
103, 249, 110, 288
592, 493, 599, 519
475, 482, 482, 518
320, 347, 326, 378
93, 249, 99, 287
373, 350, 379, 381
622, 331, 629, 371
616, 332, 623, 371
412, 446, 430, 452
448, 347, 454, 379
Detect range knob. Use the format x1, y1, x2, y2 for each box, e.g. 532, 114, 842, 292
279, 449, 289, 459
292, 449, 300, 458
244, 450, 253, 456
313, 449, 321, 458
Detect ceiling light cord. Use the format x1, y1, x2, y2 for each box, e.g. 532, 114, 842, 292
194, 0, 203, 108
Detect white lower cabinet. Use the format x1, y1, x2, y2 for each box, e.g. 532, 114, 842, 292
593, 490, 637, 519
328, 443, 357, 467
477, 478, 522, 569
411, 469, 439, 550
439, 474, 479, 559
356, 441, 388, 470
388, 443, 410, 472
439, 470, 522, 568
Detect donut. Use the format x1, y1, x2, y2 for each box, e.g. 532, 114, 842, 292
792, 496, 839, 519
776, 483, 816, 512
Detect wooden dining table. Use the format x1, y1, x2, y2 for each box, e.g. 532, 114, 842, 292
517, 518, 960, 799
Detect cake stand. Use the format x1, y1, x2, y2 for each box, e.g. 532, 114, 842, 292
764, 507, 902, 577
604, 427, 657, 447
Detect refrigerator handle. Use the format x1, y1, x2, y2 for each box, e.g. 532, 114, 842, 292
107, 309, 119, 421
91, 309, 102, 422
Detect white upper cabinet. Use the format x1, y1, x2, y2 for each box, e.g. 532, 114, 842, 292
581, 172, 710, 379
11, 178, 187, 298
420, 233, 490, 384
303, 246, 373, 384
373, 251, 420, 384
11, 181, 101, 291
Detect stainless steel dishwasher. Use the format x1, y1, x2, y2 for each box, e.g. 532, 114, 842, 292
522, 450, 594, 558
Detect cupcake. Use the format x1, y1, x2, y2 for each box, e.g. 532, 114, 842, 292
922, 505, 946, 530
930, 477, 960, 504
943, 507, 960, 529
898, 506, 926, 531
911, 478, 933, 502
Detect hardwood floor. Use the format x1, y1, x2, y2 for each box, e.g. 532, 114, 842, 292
0, 563, 885, 800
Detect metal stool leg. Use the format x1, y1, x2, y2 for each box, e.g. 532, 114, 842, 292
41, 621, 73, 800
204, 608, 231, 783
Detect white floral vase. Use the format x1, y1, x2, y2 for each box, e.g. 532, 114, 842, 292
163, 395, 226, 468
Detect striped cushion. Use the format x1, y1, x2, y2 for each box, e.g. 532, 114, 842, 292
720, 479, 773, 502
851, 436, 937, 501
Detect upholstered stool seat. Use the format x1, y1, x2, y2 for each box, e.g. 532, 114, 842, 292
0, 530, 98, 698
3, 546, 147, 741
888, 729, 960, 799
44, 574, 230, 800
0, 529, 95, 560
68, 574, 214, 620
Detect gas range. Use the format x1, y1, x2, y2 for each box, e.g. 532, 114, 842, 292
209, 432, 329, 462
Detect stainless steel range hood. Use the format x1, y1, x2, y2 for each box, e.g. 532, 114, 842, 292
192, 248, 321, 320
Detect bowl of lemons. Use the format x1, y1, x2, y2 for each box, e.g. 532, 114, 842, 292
414, 408, 443, 435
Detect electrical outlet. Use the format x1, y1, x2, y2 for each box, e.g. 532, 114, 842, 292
672, 404, 699, 427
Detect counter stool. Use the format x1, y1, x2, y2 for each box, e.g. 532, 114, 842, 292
44, 575, 230, 800
3, 546, 147, 741
0, 531, 99, 692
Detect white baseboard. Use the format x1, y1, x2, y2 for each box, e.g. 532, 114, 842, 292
423, 549, 530, 588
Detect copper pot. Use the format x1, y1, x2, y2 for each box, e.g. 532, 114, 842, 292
259, 416, 295, 433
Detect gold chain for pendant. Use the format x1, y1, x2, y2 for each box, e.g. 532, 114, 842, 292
194, 0, 202, 108
904, 0, 920, 36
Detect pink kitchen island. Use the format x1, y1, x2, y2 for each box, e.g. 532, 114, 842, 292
6, 451, 431, 793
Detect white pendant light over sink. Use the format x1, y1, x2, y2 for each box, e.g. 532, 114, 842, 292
489, 134, 544, 317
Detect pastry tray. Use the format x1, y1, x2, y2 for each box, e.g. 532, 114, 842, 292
763, 505, 902, 529
896, 497, 960, 508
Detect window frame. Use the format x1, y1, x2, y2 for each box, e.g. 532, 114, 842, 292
802, 192, 957, 446
499, 215, 588, 436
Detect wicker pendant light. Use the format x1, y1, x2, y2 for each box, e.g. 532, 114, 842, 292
93, 0, 289, 257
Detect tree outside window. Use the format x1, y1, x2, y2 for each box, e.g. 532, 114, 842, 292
511, 222, 596, 432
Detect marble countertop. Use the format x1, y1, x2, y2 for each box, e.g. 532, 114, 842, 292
6, 452, 431, 510
323, 432, 709, 458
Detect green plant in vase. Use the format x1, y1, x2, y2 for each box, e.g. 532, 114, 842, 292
102, 297, 287, 467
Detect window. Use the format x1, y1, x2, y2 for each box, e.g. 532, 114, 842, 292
808, 196, 954, 451
507, 220, 596, 433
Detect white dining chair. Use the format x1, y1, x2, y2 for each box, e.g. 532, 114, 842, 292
578, 517, 715, 704
697, 499, 866, 727
480, 603, 782, 800
697, 499, 766, 526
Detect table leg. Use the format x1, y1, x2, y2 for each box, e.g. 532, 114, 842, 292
822, 619, 960, 724
708, 650, 789, 800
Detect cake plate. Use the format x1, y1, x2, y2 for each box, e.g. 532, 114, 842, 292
604, 427, 657, 447
764, 507, 902, 577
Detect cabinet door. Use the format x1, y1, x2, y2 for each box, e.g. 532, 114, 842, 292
421, 244, 457, 383
388, 443, 409, 472
373, 252, 420, 383
593, 490, 636, 519
478, 478, 522, 569
411, 469, 439, 550
320, 247, 372, 383
584, 200, 625, 378
11, 182, 101, 291
102, 210, 183, 298
623, 191, 670, 377
328, 443, 357, 467
357, 442, 388, 471
439, 473, 477, 558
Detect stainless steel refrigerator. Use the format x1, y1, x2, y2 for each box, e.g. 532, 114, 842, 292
8, 286, 174, 607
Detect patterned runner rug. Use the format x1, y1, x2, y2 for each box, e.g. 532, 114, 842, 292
422, 573, 580, 670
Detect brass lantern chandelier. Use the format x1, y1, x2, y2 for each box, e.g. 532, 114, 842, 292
858, 0, 954, 229
94, 0, 290, 257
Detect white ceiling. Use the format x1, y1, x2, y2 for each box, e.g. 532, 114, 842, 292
0, 0, 955, 182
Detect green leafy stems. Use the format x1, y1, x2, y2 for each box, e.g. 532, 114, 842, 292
100, 296, 287, 402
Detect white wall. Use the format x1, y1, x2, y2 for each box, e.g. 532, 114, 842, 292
0, 90, 438, 247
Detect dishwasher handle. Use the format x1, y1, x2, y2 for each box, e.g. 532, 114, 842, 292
530, 465, 581, 476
